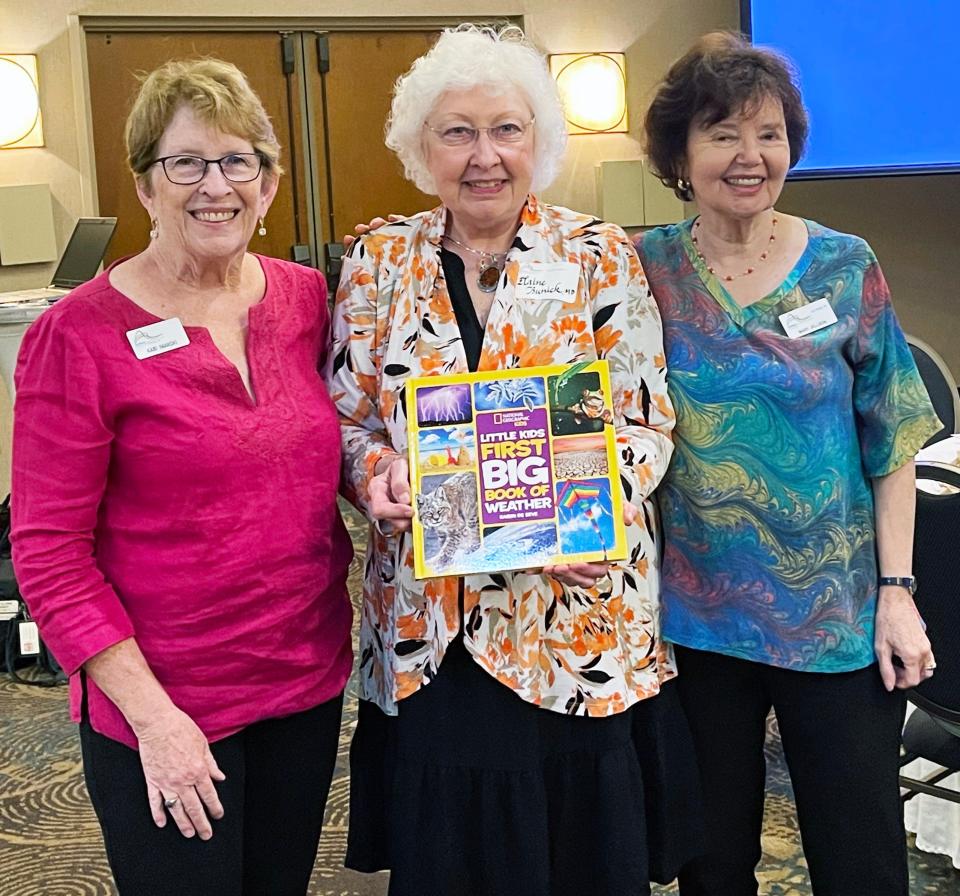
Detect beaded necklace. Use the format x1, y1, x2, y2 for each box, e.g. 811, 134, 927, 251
692, 215, 778, 282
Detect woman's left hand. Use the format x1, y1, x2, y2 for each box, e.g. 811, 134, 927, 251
874, 585, 936, 691
542, 502, 638, 588
543, 561, 612, 589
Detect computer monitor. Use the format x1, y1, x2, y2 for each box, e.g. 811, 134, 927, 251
50, 217, 118, 289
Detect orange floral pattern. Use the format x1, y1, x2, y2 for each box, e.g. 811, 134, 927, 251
326, 196, 677, 716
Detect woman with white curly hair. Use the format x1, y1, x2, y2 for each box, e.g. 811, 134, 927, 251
328, 23, 702, 896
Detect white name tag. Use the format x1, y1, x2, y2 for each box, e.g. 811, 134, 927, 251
0, 599, 18, 621
778, 298, 838, 338
19, 620, 39, 656
126, 318, 190, 360
515, 262, 580, 303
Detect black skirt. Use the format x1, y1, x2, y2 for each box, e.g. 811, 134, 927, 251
346, 638, 703, 896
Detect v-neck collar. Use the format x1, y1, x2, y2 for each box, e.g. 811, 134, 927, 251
105, 254, 270, 408
679, 217, 817, 328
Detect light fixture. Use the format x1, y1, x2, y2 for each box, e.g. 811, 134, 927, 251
550, 53, 627, 135
0, 55, 43, 149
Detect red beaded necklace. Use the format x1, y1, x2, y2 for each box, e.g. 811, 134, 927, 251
692, 215, 778, 282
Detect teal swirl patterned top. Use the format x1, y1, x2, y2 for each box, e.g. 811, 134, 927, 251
636, 218, 941, 672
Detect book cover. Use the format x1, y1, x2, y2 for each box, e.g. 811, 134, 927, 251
406, 360, 627, 579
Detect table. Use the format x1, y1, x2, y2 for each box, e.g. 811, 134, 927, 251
902, 708, 960, 869
902, 434, 960, 868
916, 434, 960, 493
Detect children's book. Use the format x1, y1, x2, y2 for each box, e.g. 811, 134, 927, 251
406, 360, 627, 579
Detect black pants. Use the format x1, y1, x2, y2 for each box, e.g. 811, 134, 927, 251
79, 695, 343, 896
674, 646, 907, 896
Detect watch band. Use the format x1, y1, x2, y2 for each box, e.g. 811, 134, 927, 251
878, 575, 917, 594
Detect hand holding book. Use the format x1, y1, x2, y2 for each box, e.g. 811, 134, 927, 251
542, 500, 637, 588
369, 455, 414, 535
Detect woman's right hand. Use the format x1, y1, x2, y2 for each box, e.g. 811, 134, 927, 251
369, 455, 414, 533
341, 214, 404, 254
136, 706, 226, 840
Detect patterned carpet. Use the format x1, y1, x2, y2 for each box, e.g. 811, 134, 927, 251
1, 502, 957, 895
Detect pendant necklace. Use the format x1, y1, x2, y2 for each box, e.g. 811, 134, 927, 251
692, 215, 778, 282
442, 234, 508, 293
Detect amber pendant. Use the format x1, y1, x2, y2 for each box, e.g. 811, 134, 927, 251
477, 263, 501, 293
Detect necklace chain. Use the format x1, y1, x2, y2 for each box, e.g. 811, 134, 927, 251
692, 215, 778, 282
441, 234, 509, 262
441, 234, 510, 294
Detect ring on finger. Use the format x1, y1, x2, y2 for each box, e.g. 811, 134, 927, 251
163, 796, 180, 809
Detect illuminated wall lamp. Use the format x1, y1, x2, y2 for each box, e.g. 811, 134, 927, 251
550, 52, 627, 135
0, 55, 44, 149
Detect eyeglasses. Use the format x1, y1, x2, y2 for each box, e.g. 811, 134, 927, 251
150, 153, 264, 185
423, 117, 536, 147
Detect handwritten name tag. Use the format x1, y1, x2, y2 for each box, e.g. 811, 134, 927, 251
515, 262, 580, 303
778, 298, 838, 339
126, 318, 190, 360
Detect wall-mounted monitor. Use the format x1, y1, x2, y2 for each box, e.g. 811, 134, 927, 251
741, 0, 960, 179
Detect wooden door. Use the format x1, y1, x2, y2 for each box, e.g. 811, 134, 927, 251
85, 31, 307, 267
85, 26, 443, 277
306, 31, 438, 260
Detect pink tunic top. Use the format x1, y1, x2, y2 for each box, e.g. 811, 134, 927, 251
11, 255, 353, 748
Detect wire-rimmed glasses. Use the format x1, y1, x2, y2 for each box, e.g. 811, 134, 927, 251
423, 117, 536, 147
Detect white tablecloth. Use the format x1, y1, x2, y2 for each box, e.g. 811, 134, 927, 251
902, 435, 960, 867
902, 707, 960, 869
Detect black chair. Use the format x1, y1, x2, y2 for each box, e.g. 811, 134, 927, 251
899, 463, 960, 804
906, 334, 959, 447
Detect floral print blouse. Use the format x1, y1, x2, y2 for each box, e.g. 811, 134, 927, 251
326, 196, 676, 716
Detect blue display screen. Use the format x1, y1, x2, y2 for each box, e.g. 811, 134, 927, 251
743, 0, 960, 177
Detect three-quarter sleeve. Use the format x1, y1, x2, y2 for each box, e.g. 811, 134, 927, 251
10, 315, 134, 674
592, 232, 675, 505
850, 251, 941, 477
324, 245, 399, 516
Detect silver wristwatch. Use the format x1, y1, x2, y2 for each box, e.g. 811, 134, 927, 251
878, 575, 917, 594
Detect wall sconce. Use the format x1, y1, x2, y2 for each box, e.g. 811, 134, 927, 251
0, 55, 44, 149
550, 53, 627, 135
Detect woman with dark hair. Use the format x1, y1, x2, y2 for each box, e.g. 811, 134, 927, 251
636, 32, 941, 895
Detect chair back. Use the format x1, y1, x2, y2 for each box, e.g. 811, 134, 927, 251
910, 462, 960, 723
906, 334, 959, 446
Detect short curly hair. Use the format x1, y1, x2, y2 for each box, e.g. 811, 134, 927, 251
385, 23, 568, 195
644, 32, 808, 201
125, 57, 283, 192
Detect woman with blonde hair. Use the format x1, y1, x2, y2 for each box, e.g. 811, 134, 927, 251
12, 58, 352, 895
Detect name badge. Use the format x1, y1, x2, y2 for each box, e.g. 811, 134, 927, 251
778, 298, 838, 338
515, 262, 580, 303
18, 621, 39, 656
126, 318, 190, 360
